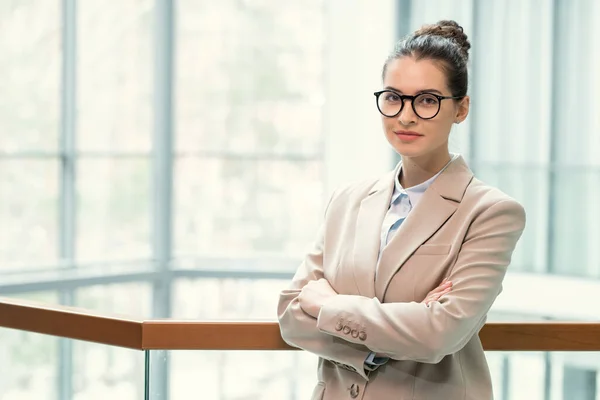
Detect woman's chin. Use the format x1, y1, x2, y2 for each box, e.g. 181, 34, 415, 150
391, 145, 426, 159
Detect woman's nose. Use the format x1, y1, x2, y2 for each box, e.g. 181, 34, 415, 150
397, 99, 417, 125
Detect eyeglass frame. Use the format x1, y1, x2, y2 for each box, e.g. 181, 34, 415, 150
373, 89, 464, 120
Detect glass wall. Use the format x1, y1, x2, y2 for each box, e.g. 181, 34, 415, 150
1, 0, 600, 399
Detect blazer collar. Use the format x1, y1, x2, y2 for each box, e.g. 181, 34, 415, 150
353, 155, 474, 300
428, 155, 473, 203
368, 155, 472, 202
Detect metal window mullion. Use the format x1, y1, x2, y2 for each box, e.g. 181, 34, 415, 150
501, 354, 510, 400
60, 0, 77, 263
395, 0, 412, 41
467, 0, 481, 172
152, 0, 174, 325
544, 0, 565, 400
546, 0, 562, 275
58, 0, 77, 399
390, 0, 413, 167
543, 0, 563, 396
150, 0, 175, 397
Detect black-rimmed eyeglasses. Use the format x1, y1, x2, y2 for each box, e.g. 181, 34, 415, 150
373, 90, 463, 120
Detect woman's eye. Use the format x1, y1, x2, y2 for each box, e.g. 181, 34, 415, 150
385, 93, 401, 102
418, 95, 438, 106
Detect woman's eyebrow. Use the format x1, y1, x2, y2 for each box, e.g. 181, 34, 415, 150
384, 86, 443, 95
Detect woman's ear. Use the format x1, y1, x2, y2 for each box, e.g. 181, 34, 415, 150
455, 96, 470, 124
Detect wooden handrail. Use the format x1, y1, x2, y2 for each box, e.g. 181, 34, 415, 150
2, 297, 600, 351
0, 296, 143, 349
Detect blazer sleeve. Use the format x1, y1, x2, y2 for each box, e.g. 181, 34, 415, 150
315, 199, 526, 363
277, 193, 373, 380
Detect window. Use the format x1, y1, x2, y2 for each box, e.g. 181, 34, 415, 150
3, 0, 600, 399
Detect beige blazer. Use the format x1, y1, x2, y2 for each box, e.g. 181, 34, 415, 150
277, 156, 526, 400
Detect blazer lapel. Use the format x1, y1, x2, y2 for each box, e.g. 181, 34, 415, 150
351, 167, 398, 298
374, 156, 474, 301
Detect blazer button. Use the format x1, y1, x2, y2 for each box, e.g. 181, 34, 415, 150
350, 384, 360, 398
343, 326, 351, 335
351, 329, 359, 338
335, 321, 344, 331
358, 331, 367, 341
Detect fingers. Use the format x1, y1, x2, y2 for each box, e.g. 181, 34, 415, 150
438, 286, 452, 297
428, 280, 452, 296
422, 284, 452, 305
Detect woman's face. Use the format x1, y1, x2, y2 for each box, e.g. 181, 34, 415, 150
380, 56, 469, 162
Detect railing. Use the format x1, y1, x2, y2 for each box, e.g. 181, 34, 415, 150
3, 296, 600, 351
3, 296, 600, 399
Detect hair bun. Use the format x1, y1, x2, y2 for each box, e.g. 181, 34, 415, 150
415, 20, 470, 61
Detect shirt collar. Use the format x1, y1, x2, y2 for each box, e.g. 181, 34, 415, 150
392, 153, 460, 207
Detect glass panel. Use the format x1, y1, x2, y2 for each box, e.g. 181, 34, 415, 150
72, 339, 145, 399
489, 351, 600, 400
0, 160, 59, 269
0, 289, 148, 399
172, 278, 289, 319
468, 1, 553, 166
0, 1, 60, 152
563, 365, 596, 400
77, 1, 153, 152
73, 283, 151, 399
76, 158, 151, 262
147, 350, 318, 400
145, 349, 600, 400
0, 329, 146, 400
550, 170, 600, 278
0, 292, 59, 400
174, 158, 323, 257
0, 328, 59, 399
75, 282, 152, 318
175, 1, 326, 155
553, 0, 600, 167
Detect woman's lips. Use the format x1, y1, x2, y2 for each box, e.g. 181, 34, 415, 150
394, 130, 423, 142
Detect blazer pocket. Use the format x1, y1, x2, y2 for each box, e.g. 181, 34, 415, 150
413, 244, 451, 256
310, 382, 326, 400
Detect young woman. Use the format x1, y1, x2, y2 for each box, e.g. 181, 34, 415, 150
278, 20, 526, 400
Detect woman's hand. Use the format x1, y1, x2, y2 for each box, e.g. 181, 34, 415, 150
298, 278, 338, 318
421, 278, 452, 306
